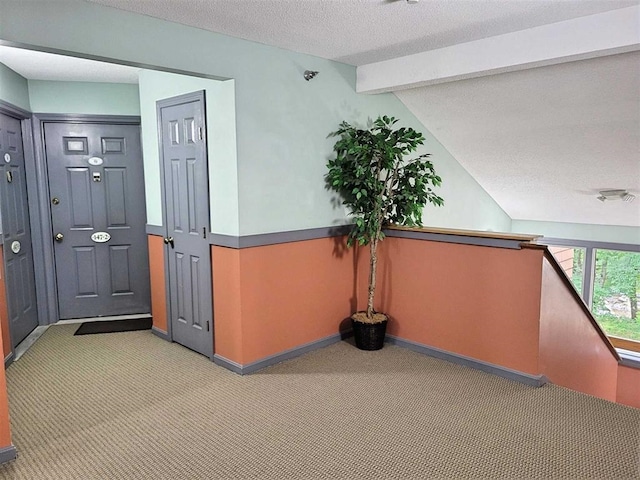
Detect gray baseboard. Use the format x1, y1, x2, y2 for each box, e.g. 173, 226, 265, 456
4, 352, 13, 369
0, 445, 17, 464
214, 330, 351, 375
213, 355, 244, 374
151, 326, 170, 342
211, 329, 546, 387
385, 335, 548, 387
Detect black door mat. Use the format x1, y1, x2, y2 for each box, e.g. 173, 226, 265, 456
74, 318, 153, 336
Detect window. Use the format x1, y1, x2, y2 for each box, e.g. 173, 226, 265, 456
548, 246, 585, 295
546, 240, 640, 351
592, 250, 640, 342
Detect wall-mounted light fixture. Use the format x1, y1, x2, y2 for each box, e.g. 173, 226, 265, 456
596, 189, 636, 202
304, 70, 319, 81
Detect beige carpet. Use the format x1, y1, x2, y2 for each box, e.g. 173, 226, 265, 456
0, 324, 638, 479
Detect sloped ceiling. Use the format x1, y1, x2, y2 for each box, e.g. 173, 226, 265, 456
5, 0, 639, 228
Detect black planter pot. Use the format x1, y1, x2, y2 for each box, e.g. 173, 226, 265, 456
351, 317, 388, 351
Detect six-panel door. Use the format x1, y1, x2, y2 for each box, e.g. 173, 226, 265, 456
45, 122, 150, 320
159, 94, 213, 358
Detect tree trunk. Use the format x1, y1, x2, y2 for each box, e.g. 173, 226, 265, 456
629, 276, 638, 321
367, 237, 378, 319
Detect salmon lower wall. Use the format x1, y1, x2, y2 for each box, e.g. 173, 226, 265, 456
0, 248, 9, 360
369, 238, 543, 375
158, 231, 635, 409
539, 257, 618, 402
214, 235, 544, 375
617, 365, 640, 409
211, 246, 243, 362
148, 236, 167, 333
213, 237, 356, 365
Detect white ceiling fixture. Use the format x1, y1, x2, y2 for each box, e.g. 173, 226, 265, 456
597, 190, 636, 203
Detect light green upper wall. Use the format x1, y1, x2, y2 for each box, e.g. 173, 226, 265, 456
28, 80, 140, 115
512, 220, 640, 245
138, 70, 239, 233
0, 62, 30, 111
0, 0, 511, 235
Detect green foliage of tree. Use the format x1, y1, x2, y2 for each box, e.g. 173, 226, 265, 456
326, 116, 444, 321
570, 248, 584, 293
593, 250, 640, 322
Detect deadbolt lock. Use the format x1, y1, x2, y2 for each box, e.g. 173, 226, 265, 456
51, 197, 60, 205
54, 233, 64, 242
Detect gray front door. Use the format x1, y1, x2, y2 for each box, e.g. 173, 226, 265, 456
158, 92, 213, 358
0, 112, 38, 347
44, 122, 150, 319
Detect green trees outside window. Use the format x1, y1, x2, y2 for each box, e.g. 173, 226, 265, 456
592, 250, 640, 341
550, 246, 640, 342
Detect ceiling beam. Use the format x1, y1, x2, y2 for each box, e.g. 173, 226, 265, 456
357, 6, 640, 94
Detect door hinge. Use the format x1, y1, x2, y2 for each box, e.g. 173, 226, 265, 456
206, 321, 210, 332
198, 127, 204, 141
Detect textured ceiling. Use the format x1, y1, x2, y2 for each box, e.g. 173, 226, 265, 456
87, 0, 638, 66
3, 0, 638, 229
395, 52, 640, 227
0, 46, 140, 83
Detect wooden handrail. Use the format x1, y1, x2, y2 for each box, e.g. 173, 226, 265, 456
386, 225, 541, 243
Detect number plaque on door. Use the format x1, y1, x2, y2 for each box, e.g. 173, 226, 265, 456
91, 232, 111, 243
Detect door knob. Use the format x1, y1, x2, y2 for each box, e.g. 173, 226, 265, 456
164, 236, 174, 248
54, 233, 64, 242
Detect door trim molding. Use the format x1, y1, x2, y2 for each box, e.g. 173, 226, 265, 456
31, 114, 142, 324
0, 100, 31, 119
0, 102, 34, 357
32, 113, 141, 124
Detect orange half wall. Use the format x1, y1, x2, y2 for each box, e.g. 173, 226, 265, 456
617, 365, 640, 409
539, 257, 619, 402
213, 237, 356, 365
148, 236, 168, 334
369, 238, 543, 375
155, 229, 635, 408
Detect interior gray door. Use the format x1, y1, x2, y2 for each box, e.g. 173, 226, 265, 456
0, 112, 38, 347
44, 122, 150, 320
158, 92, 213, 358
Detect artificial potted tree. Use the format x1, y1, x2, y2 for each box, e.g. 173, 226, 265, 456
327, 116, 444, 350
